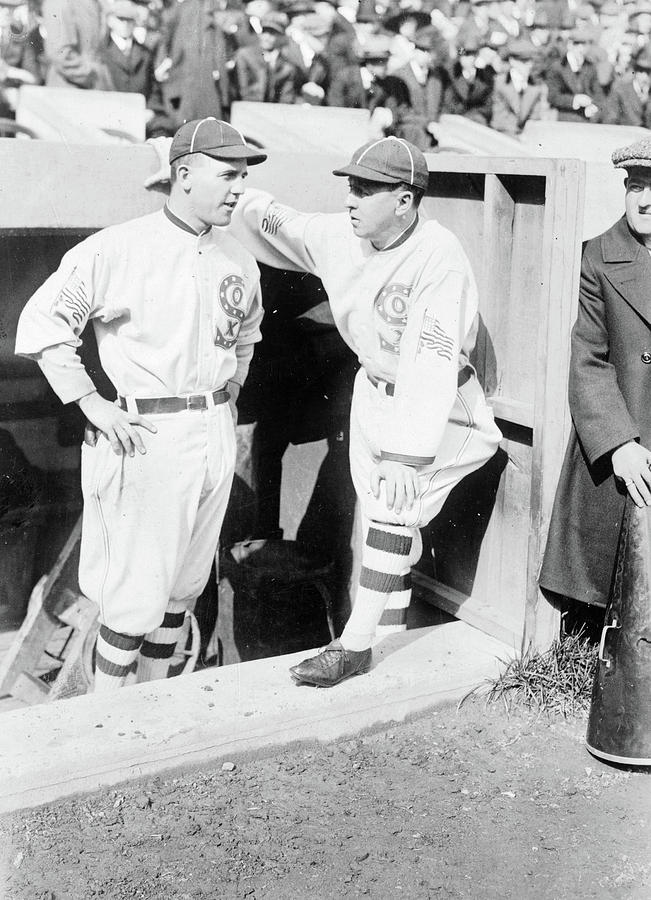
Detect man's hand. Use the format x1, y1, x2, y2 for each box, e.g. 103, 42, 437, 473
78, 392, 157, 457
611, 441, 651, 507
370, 460, 421, 515
143, 136, 173, 189
573, 93, 592, 110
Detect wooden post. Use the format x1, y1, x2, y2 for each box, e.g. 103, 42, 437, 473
525, 158, 585, 651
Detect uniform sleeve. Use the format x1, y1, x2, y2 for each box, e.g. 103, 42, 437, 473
380, 264, 471, 465
229, 189, 322, 274
568, 251, 639, 464
15, 242, 104, 404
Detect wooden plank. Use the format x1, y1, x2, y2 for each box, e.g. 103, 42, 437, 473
0, 578, 55, 696
488, 397, 534, 429
11, 672, 49, 706
479, 173, 516, 396
412, 572, 520, 649
524, 158, 585, 651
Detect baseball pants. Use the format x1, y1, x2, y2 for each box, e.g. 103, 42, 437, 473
341, 368, 501, 649
79, 402, 236, 636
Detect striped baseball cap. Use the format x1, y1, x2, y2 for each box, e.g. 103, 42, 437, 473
332, 138, 429, 191
169, 118, 267, 165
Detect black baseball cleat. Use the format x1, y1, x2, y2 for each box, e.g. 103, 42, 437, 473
289, 640, 372, 687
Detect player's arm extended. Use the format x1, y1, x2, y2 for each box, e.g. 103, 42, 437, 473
143, 140, 322, 275
229, 189, 321, 276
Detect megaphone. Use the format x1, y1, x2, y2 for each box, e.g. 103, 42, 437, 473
586, 496, 651, 765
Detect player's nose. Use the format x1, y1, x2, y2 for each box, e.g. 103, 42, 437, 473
346, 192, 358, 210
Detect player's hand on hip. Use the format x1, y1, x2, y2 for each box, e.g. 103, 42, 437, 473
77, 392, 157, 457
611, 441, 651, 507
370, 460, 420, 515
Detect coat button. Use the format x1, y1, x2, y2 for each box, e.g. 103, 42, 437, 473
643, 351, 651, 365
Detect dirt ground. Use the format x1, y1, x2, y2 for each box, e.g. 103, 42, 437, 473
2, 698, 650, 900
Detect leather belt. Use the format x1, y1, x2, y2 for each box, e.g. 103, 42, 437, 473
367, 365, 472, 396
117, 388, 230, 414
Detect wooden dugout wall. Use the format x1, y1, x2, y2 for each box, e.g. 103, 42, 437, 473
416, 156, 585, 651
0, 142, 585, 652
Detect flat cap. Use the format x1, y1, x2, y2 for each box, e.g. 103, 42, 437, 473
357, 33, 392, 61
505, 38, 538, 60
612, 138, 651, 169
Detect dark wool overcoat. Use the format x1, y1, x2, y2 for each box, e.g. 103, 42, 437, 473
540, 215, 651, 607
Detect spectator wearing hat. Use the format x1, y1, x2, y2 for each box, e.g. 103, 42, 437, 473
603, 43, 651, 127
390, 24, 449, 146
441, 36, 495, 126
41, 0, 113, 89
490, 37, 547, 135
155, 0, 231, 128
327, 32, 421, 146
545, 25, 604, 121
540, 138, 651, 611
99, 1, 172, 136
235, 11, 306, 102
383, 6, 432, 73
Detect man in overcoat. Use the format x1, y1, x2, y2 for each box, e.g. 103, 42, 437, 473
540, 138, 651, 609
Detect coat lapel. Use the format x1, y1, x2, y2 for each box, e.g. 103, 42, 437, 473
603, 216, 651, 325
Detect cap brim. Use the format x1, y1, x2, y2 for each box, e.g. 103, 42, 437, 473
332, 163, 401, 184
614, 158, 651, 169
200, 146, 268, 165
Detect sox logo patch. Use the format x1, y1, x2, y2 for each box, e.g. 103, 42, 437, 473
215, 274, 246, 349
374, 283, 411, 354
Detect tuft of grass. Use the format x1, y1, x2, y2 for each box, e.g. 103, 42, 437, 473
465, 629, 599, 718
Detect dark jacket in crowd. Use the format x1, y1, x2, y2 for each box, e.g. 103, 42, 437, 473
602, 75, 651, 128
235, 43, 305, 103
442, 62, 494, 126
540, 216, 651, 607
490, 72, 546, 135
157, 0, 230, 126
100, 35, 173, 136
544, 55, 605, 122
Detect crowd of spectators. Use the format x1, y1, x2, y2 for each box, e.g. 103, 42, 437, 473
2, 0, 651, 143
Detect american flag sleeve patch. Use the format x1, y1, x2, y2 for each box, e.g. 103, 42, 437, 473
417, 313, 454, 360
51, 267, 91, 330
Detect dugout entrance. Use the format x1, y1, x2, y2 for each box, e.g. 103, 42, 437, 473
0, 141, 584, 706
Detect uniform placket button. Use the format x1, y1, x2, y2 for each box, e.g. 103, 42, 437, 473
642, 351, 651, 364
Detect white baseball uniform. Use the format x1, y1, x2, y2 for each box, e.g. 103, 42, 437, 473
229, 190, 502, 529
16, 206, 263, 635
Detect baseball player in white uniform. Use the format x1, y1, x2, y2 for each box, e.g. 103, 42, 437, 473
15, 119, 265, 691
226, 136, 503, 686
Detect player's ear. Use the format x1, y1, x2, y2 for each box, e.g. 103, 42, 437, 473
396, 188, 414, 216
176, 160, 194, 192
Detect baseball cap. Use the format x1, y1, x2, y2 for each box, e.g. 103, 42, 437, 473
260, 11, 288, 33
169, 118, 267, 165
332, 137, 429, 192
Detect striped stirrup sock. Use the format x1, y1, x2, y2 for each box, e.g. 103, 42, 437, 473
136, 607, 187, 684
94, 626, 144, 692
377, 529, 422, 637
341, 523, 421, 651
